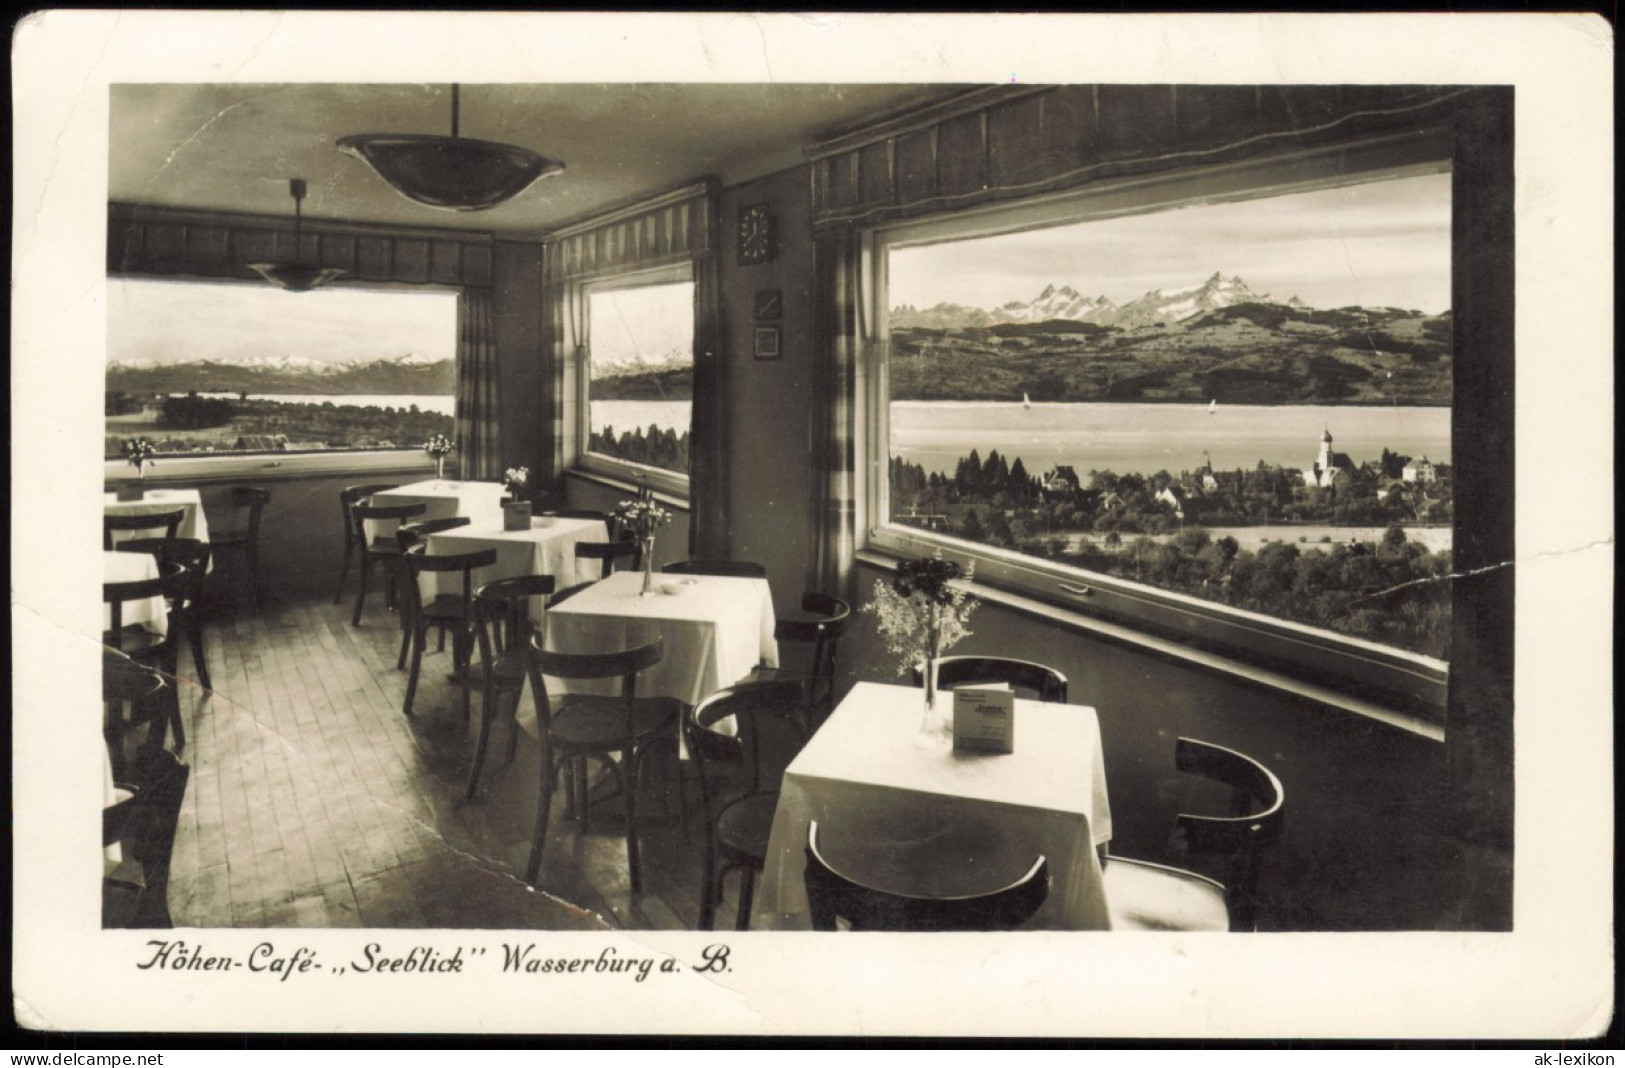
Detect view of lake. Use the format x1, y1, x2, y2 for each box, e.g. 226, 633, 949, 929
891, 401, 1451, 478
175, 392, 457, 416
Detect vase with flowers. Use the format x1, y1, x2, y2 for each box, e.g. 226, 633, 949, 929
501, 466, 532, 529
614, 489, 673, 596
423, 434, 455, 485
118, 438, 157, 500
861, 551, 979, 744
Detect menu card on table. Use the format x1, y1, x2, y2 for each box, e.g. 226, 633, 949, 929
952, 685, 1015, 753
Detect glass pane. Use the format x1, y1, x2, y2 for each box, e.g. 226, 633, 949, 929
106, 279, 456, 456
886, 173, 1453, 658
586, 280, 694, 475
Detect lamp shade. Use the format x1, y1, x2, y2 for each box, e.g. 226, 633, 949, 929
248, 262, 349, 293
336, 133, 564, 212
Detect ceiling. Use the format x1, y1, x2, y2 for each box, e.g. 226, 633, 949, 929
109, 83, 969, 235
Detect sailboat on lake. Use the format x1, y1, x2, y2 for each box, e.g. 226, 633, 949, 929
1023, 392, 1032, 410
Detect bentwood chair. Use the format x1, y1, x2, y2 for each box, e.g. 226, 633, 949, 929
104, 509, 184, 551
397, 543, 498, 720
334, 483, 400, 604
525, 637, 683, 894
911, 656, 1069, 704
683, 681, 808, 930
115, 537, 212, 691
102, 655, 170, 783
208, 486, 271, 609
395, 517, 475, 664
663, 559, 769, 579
1102, 738, 1285, 932
751, 592, 851, 733
803, 820, 1051, 932
104, 561, 187, 766
103, 749, 191, 928
464, 574, 556, 801
349, 501, 428, 625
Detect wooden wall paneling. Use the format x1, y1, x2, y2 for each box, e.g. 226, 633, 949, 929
893, 128, 937, 207
936, 111, 987, 198
319, 232, 356, 272
393, 238, 431, 283
462, 244, 493, 287
987, 93, 1052, 189
858, 141, 893, 208
144, 221, 185, 268
1172, 85, 1262, 150
429, 239, 462, 285
1092, 84, 1177, 166
234, 228, 276, 268
185, 225, 232, 271
356, 236, 393, 281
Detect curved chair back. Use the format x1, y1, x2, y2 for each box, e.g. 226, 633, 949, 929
576, 538, 642, 579
104, 509, 185, 550
103, 564, 182, 647
341, 482, 401, 540
912, 655, 1068, 704
803, 821, 1050, 932
547, 581, 597, 609
532, 636, 663, 683
115, 537, 210, 608
352, 501, 428, 545
473, 575, 558, 661
397, 515, 473, 550
224, 486, 271, 537
664, 559, 768, 579
400, 543, 499, 611
774, 592, 852, 730
684, 681, 807, 794
1172, 737, 1285, 931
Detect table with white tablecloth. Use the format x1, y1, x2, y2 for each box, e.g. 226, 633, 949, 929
362, 479, 509, 541
421, 516, 608, 616
540, 571, 779, 709
104, 488, 211, 548
753, 681, 1115, 931
103, 550, 168, 638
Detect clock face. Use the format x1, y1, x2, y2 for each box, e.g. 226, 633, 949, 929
738, 203, 773, 265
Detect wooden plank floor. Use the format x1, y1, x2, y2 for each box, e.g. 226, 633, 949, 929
150, 589, 745, 931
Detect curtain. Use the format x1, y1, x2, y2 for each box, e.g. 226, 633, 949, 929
453, 287, 502, 480
809, 228, 864, 600
687, 235, 727, 559
538, 251, 571, 496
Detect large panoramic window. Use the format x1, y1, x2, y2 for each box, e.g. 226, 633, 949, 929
580, 269, 694, 480
105, 278, 457, 456
871, 146, 1454, 708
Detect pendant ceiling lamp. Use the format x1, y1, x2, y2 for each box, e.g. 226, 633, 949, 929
336, 85, 564, 211
249, 179, 346, 292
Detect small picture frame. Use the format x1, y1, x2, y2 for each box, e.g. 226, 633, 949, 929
753, 288, 783, 321
753, 325, 781, 360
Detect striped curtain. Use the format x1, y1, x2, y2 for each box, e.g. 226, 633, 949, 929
539, 257, 572, 496
687, 237, 728, 559
453, 287, 502, 480
810, 229, 864, 600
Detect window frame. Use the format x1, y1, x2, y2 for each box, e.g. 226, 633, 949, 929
570, 262, 696, 499
861, 131, 1456, 721
104, 275, 461, 462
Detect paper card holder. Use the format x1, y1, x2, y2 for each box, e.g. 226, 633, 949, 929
952, 685, 1015, 753
503, 500, 532, 530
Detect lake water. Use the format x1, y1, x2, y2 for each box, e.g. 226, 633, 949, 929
891, 401, 1450, 478
174, 394, 1450, 481
176, 392, 457, 416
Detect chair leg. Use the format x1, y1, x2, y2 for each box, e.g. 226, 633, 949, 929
621, 747, 641, 895
164, 654, 186, 750
525, 755, 557, 885
465, 678, 500, 801
352, 556, 371, 626
188, 615, 211, 692
334, 541, 353, 604
735, 869, 757, 931
402, 625, 425, 717
454, 628, 472, 722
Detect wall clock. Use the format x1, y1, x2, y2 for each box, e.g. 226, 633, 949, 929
737, 202, 774, 266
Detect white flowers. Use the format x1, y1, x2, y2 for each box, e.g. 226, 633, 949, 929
503, 466, 530, 494
422, 434, 455, 458
614, 496, 673, 541
122, 438, 157, 473
861, 553, 978, 676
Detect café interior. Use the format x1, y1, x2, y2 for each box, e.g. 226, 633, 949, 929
92, 82, 1515, 936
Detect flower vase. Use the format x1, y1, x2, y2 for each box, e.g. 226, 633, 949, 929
117, 474, 145, 502
914, 657, 951, 748
640, 536, 657, 595
434, 456, 446, 485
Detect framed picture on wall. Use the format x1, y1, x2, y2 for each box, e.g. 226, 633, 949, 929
754, 325, 781, 360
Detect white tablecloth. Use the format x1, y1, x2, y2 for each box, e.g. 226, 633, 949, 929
541, 571, 779, 708
363, 479, 509, 541
103, 550, 168, 638
422, 516, 608, 616
104, 488, 210, 547
754, 681, 1114, 931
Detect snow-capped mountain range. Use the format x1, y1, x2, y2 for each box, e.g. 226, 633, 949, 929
894, 272, 1312, 331
109, 352, 443, 372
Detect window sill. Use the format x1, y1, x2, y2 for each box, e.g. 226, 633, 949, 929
104, 450, 437, 486
855, 549, 1446, 743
